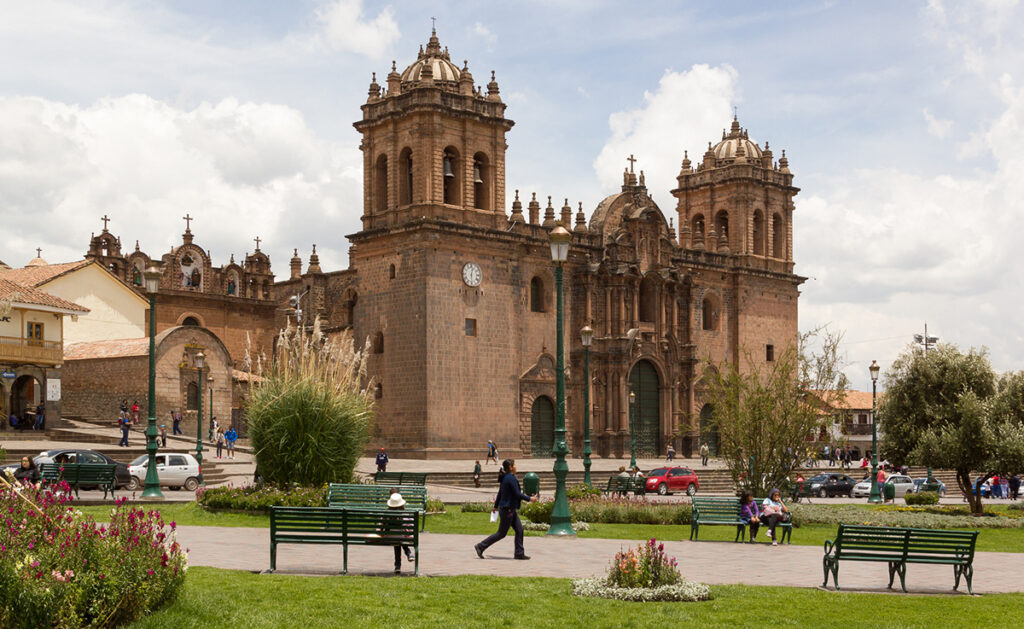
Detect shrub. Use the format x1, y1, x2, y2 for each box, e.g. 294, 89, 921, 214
247, 325, 374, 486
607, 538, 680, 589
520, 496, 691, 525
0, 481, 187, 628
425, 497, 445, 513
904, 491, 940, 506
1008, 502, 1024, 512
520, 498, 555, 523
566, 483, 602, 501
197, 484, 328, 512
788, 503, 1024, 529
461, 502, 492, 513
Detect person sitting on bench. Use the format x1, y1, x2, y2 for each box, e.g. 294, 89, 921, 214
740, 491, 761, 542
761, 488, 790, 546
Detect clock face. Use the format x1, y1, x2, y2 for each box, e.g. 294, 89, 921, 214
462, 262, 482, 287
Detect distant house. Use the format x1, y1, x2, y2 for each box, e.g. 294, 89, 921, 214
809, 390, 878, 459
0, 277, 89, 425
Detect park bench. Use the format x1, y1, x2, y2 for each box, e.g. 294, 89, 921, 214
602, 476, 645, 496
822, 524, 978, 593
269, 506, 420, 575
374, 471, 428, 486
690, 496, 793, 543
39, 463, 118, 499
328, 483, 429, 528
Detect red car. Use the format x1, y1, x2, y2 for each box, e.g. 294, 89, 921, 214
645, 467, 700, 496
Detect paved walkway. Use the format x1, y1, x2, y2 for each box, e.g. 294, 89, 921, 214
175, 526, 1020, 594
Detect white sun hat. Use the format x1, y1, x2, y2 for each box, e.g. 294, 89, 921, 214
387, 493, 406, 508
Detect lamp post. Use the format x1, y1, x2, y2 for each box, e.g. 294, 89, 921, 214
195, 351, 206, 487
581, 325, 594, 487
141, 267, 163, 499
628, 390, 637, 470
913, 324, 939, 485
208, 374, 214, 436
868, 360, 881, 504
547, 225, 575, 536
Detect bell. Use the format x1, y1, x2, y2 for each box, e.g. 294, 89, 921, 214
473, 162, 483, 184
443, 156, 454, 179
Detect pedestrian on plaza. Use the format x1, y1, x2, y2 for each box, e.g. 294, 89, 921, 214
475, 459, 533, 560
170, 410, 182, 435
118, 412, 131, 447
160, 424, 167, 447
33, 403, 44, 430
991, 474, 1002, 499
120, 399, 129, 417
376, 447, 389, 472
824, 444, 831, 466
1009, 474, 1020, 501
225, 425, 237, 459
699, 442, 710, 466
739, 491, 761, 542
215, 428, 225, 459
473, 460, 482, 487
131, 400, 140, 425
876, 467, 888, 499
487, 440, 498, 465
209, 417, 217, 443
761, 489, 790, 546
387, 492, 416, 574
666, 444, 675, 461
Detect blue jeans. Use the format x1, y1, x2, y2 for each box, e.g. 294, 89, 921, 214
119, 427, 130, 447
173, 421, 182, 435
478, 508, 525, 557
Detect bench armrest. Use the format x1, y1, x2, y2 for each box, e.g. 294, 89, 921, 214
823, 539, 835, 555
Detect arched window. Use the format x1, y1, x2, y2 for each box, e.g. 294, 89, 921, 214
389, 263, 396, 279
701, 294, 719, 331
182, 317, 200, 327
373, 331, 384, 354
638, 275, 658, 323
186, 382, 198, 410
772, 213, 784, 258
374, 154, 388, 211
715, 211, 729, 238
375, 382, 383, 399
752, 211, 764, 255
472, 152, 491, 211
530, 276, 545, 313
442, 147, 461, 205
343, 291, 358, 327
399, 148, 413, 205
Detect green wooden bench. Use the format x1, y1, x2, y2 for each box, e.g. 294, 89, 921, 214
602, 476, 645, 496
328, 483, 429, 528
374, 472, 428, 486
748, 496, 793, 544
690, 496, 793, 543
40, 463, 118, 499
823, 524, 979, 593
269, 506, 420, 575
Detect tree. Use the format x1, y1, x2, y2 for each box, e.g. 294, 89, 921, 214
879, 344, 1024, 515
246, 320, 375, 486
702, 329, 849, 496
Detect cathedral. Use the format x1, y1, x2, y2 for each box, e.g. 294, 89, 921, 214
67, 29, 803, 459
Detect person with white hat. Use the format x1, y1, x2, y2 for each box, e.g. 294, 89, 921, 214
387, 492, 415, 574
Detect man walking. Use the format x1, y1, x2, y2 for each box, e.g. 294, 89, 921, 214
171, 410, 183, 435
376, 447, 389, 473
699, 442, 710, 466
118, 413, 131, 447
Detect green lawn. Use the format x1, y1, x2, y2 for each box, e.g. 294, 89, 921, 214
129, 567, 1023, 629
79, 503, 1024, 553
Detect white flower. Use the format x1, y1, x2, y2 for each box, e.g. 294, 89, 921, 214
571, 577, 711, 602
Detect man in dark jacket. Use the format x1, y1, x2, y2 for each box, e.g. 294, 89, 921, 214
376, 448, 389, 472
1009, 475, 1021, 501
474, 459, 533, 560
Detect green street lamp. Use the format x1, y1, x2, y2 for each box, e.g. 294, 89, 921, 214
868, 360, 882, 504
580, 324, 594, 487
547, 225, 575, 537
629, 389, 637, 470
141, 267, 164, 499
195, 350, 206, 487
208, 374, 214, 436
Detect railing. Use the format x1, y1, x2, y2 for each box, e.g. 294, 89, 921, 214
0, 335, 62, 365
842, 423, 874, 435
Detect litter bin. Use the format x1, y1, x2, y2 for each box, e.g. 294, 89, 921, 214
883, 482, 895, 502
523, 472, 540, 497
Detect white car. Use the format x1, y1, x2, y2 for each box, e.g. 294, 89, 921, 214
127, 453, 201, 491
851, 474, 915, 499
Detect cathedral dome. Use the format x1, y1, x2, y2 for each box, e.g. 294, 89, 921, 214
711, 116, 762, 162
400, 29, 461, 84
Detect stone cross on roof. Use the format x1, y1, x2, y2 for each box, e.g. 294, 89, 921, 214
182, 213, 193, 232
627, 154, 637, 173
254, 236, 261, 251
36, 247, 42, 258
101, 214, 110, 230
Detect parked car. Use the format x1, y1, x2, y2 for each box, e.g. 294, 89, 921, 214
851, 478, 874, 498
885, 474, 916, 498
807, 473, 857, 498
127, 453, 201, 491
644, 467, 700, 496
2, 449, 132, 488
912, 478, 947, 496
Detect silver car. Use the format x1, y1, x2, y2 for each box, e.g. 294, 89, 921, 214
128, 453, 201, 491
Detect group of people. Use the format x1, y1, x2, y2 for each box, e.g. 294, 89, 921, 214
978, 474, 1021, 500
739, 489, 791, 546
214, 424, 238, 459
6, 403, 45, 431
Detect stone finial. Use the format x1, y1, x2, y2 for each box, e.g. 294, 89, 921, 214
307, 245, 322, 275
509, 189, 525, 223
778, 149, 790, 173
528, 192, 540, 225
135, 239, 140, 251
542, 195, 557, 228
367, 72, 380, 102
561, 198, 572, 226
459, 59, 474, 96
573, 201, 588, 234
486, 70, 501, 102
387, 61, 401, 96
290, 248, 302, 280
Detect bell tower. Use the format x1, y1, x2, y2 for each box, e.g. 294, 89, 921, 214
354, 28, 514, 230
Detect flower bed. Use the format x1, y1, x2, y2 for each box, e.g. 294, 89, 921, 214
520, 496, 691, 526
196, 484, 328, 512
571, 577, 711, 602
0, 480, 187, 628
521, 520, 590, 532
572, 539, 709, 603
789, 503, 1024, 529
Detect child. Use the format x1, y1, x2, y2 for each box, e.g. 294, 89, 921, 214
387, 492, 415, 574
159, 424, 168, 447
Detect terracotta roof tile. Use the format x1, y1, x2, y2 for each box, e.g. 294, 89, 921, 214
812, 390, 878, 411
63, 338, 149, 360
0, 278, 90, 313
0, 260, 91, 287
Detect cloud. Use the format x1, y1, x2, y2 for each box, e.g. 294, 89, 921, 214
593, 64, 737, 210
923, 108, 953, 138
0, 94, 361, 273
311, 0, 400, 59
471, 22, 497, 51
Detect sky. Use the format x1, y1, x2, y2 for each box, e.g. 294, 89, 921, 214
1, 0, 1022, 390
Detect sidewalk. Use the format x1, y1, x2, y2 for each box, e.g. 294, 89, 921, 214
175, 525, 1020, 594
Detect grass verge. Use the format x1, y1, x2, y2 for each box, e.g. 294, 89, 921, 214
129, 567, 1024, 629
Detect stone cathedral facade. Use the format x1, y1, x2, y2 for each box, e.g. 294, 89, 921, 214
65, 29, 803, 459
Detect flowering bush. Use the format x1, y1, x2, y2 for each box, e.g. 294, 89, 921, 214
565, 483, 602, 500
521, 520, 590, 532
571, 577, 710, 602
607, 538, 680, 589
197, 484, 328, 512
904, 491, 940, 506
0, 479, 187, 628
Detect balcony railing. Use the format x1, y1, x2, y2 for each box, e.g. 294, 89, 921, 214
0, 335, 62, 365
842, 423, 874, 435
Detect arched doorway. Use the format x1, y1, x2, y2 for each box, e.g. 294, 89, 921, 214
628, 360, 660, 456
11, 375, 42, 426
699, 403, 719, 456
530, 395, 555, 457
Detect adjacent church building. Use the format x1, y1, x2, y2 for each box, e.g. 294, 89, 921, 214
27, 29, 803, 459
